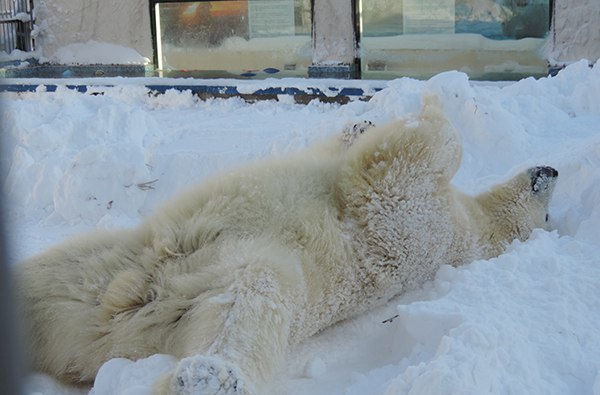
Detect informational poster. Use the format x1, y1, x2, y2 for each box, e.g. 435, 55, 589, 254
248, 0, 295, 38
403, 0, 455, 34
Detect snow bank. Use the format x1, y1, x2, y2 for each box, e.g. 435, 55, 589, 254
387, 231, 600, 394
44, 41, 151, 65
2, 60, 600, 395
1, 88, 338, 258
1, 41, 150, 66
0, 48, 43, 63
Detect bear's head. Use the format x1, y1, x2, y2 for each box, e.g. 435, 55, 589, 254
527, 166, 559, 229
477, 165, 558, 253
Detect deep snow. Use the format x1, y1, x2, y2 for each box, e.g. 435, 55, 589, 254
1, 60, 600, 395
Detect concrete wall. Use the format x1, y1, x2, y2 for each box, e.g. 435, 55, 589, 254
312, 0, 355, 65
34, 0, 153, 60
547, 0, 600, 64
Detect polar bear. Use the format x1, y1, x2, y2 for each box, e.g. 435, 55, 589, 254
14, 97, 558, 395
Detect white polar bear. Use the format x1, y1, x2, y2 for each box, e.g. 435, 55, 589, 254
14, 98, 558, 395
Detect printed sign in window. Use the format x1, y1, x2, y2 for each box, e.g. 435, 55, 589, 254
403, 0, 455, 34
248, 0, 295, 38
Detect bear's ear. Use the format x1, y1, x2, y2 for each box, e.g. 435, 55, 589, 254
529, 166, 559, 194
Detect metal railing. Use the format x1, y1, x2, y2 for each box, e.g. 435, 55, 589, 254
0, 0, 34, 54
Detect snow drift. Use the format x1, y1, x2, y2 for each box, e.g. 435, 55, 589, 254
1, 60, 600, 395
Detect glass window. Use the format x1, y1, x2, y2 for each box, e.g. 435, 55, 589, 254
0, 0, 34, 53
154, 0, 312, 78
359, 0, 551, 81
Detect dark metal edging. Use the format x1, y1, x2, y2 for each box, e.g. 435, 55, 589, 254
0, 82, 383, 104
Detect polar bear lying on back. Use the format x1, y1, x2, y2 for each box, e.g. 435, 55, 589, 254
15, 97, 558, 395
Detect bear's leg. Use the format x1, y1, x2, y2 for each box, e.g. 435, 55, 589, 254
159, 240, 307, 395
413, 96, 462, 179
349, 96, 462, 183
14, 230, 136, 382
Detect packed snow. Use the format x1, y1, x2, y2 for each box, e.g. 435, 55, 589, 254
1, 60, 600, 395
0, 41, 150, 66
45, 41, 151, 65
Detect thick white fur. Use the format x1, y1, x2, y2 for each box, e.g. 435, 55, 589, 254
14, 98, 556, 394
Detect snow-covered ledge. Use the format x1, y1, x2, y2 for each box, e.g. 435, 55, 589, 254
308, 0, 358, 79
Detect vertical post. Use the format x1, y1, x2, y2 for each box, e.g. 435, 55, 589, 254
0, 174, 23, 395
308, 0, 359, 79
149, 0, 159, 69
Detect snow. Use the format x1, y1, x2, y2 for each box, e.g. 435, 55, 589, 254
44, 41, 151, 65
89, 355, 177, 395
0, 41, 150, 65
0, 48, 43, 64
2, 59, 600, 395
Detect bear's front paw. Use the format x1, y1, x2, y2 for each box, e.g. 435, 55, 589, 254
341, 120, 375, 147
169, 355, 252, 395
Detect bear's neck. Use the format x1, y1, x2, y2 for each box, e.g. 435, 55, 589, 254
470, 185, 532, 259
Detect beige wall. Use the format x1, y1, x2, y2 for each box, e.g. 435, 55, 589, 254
34, 0, 153, 60
312, 0, 356, 65
547, 0, 600, 63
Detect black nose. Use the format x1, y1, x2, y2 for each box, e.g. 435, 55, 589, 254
536, 166, 558, 178
530, 166, 558, 193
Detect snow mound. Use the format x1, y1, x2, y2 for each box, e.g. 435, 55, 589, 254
2, 60, 600, 395
389, 231, 600, 394
90, 355, 177, 395
45, 41, 150, 65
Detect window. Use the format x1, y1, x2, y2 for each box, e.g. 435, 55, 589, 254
151, 0, 312, 78
359, 0, 551, 80
0, 0, 34, 54
149, 0, 552, 80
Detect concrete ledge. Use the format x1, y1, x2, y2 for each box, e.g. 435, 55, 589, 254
308, 64, 359, 79
0, 78, 385, 104
0, 60, 153, 78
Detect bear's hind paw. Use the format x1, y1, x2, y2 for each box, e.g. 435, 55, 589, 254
169, 355, 251, 395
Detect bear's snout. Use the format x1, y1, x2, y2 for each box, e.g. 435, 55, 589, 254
530, 166, 558, 193
538, 166, 558, 178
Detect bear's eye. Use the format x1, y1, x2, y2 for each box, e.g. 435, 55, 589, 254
545, 213, 549, 222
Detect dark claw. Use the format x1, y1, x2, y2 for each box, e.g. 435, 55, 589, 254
530, 166, 559, 193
